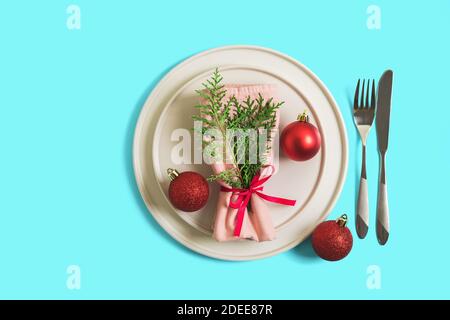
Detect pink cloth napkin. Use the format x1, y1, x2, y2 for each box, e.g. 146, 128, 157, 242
201, 84, 280, 242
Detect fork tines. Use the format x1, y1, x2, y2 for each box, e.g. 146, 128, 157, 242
354, 79, 376, 109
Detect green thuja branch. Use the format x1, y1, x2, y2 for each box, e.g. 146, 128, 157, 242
193, 69, 284, 189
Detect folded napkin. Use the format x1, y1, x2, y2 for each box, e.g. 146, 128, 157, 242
201, 84, 280, 242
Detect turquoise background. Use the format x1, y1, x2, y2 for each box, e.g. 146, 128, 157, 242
1, 0, 449, 299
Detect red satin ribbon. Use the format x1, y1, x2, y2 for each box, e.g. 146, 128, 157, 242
220, 169, 297, 237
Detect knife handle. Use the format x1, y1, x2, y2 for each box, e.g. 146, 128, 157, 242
376, 154, 390, 245
356, 145, 369, 239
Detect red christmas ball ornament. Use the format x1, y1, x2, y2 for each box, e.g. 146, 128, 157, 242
280, 112, 321, 161
311, 214, 353, 261
167, 168, 209, 212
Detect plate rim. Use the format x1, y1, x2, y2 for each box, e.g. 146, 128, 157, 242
133, 45, 349, 261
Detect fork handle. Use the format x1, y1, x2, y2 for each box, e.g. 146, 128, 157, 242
356, 145, 369, 239
376, 153, 389, 245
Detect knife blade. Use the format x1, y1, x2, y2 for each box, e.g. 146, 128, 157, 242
376, 70, 393, 245
376, 70, 393, 155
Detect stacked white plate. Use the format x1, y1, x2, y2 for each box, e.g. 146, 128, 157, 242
133, 46, 348, 260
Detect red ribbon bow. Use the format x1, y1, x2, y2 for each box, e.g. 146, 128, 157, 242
220, 168, 297, 237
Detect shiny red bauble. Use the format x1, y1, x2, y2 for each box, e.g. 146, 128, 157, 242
311, 214, 353, 261
167, 169, 209, 212
280, 112, 321, 161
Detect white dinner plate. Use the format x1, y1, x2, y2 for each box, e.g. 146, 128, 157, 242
133, 45, 348, 260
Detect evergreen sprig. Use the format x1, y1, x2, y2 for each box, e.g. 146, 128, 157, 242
194, 69, 284, 189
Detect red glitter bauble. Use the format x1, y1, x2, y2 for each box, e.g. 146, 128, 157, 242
280, 112, 321, 161
311, 214, 353, 261
168, 169, 209, 212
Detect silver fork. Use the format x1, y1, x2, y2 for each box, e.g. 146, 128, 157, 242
353, 79, 376, 239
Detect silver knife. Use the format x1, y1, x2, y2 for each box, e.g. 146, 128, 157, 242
376, 70, 393, 245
